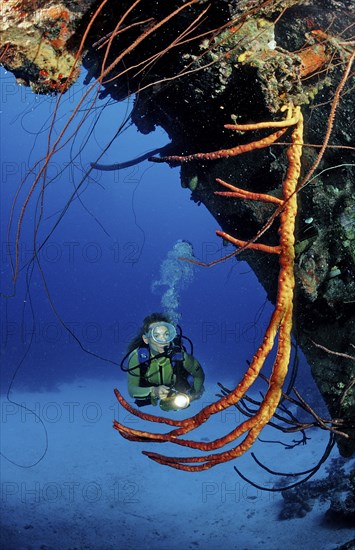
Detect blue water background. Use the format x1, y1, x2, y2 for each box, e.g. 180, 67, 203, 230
0, 68, 301, 393
1, 68, 345, 550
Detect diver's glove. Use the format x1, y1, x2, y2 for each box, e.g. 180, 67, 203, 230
150, 385, 170, 400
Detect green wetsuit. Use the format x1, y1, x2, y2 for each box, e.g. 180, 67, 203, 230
128, 348, 205, 405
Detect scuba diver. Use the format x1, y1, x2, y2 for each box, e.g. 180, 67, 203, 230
121, 313, 205, 411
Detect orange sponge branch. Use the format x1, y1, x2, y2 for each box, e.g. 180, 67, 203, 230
113, 106, 304, 470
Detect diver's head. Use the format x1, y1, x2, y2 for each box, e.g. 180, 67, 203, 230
126, 312, 174, 355
143, 321, 176, 355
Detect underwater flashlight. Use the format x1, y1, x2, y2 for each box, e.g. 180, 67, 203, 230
160, 390, 191, 411
172, 392, 190, 409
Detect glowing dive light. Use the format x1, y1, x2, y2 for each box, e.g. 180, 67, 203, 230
172, 392, 190, 409
160, 390, 191, 411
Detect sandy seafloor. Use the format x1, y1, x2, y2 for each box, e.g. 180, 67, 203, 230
1, 377, 353, 550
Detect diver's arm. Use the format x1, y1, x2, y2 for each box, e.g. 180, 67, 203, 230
128, 377, 153, 399
183, 354, 205, 399
128, 373, 153, 399
127, 351, 169, 401
127, 351, 153, 400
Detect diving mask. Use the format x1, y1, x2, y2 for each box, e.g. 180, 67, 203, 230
146, 322, 177, 345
